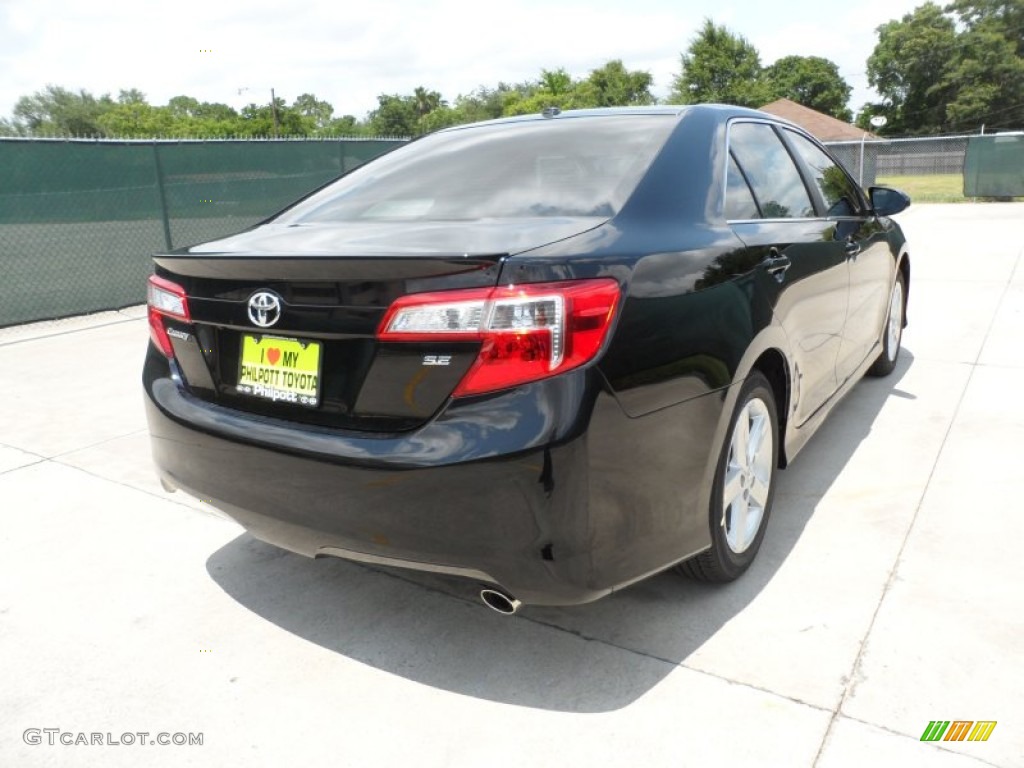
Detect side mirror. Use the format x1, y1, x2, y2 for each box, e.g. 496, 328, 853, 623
869, 186, 911, 216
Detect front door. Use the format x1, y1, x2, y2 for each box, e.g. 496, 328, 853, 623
726, 121, 851, 425
780, 129, 895, 384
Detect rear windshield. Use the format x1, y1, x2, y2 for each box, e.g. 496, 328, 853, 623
277, 115, 677, 223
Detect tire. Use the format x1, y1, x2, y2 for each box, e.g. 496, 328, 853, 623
868, 271, 905, 377
678, 371, 779, 582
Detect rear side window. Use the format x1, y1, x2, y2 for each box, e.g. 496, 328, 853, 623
725, 153, 760, 220
278, 116, 678, 223
783, 129, 863, 217
728, 122, 814, 219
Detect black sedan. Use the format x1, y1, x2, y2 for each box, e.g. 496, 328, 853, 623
144, 105, 910, 612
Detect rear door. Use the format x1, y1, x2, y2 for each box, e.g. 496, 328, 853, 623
726, 121, 850, 426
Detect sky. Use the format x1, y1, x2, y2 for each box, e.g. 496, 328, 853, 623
0, 0, 930, 124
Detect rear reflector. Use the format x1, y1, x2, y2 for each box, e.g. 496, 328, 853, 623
147, 275, 190, 358
378, 279, 620, 396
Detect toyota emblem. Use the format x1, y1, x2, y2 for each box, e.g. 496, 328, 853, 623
247, 291, 282, 328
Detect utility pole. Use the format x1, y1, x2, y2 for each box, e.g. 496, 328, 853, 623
238, 86, 281, 137
270, 88, 280, 138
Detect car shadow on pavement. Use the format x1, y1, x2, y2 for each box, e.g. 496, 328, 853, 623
206, 351, 915, 713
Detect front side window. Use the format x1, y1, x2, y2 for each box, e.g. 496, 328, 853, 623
277, 116, 678, 224
784, 129, 863, 217
728, 122, 815, 219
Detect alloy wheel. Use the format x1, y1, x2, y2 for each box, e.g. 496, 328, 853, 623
886, 279, 903, 362
721, 396, 774, 554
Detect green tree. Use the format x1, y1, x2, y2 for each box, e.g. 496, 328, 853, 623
369, 94, 419, 136
326, 114, 370, 136
196, 102, 236, 121
866, 3, 958, 133
97, 102, 175, 136
411, 87, 445, 117
671, 19, 773, 107
941, 0, 1024, 130
948, 0, 1024, 55
167, 95, 201, 119
11, 85, 115, 136
502, 68, 591, 115
292, 93, 335, 132
539, 68, 574, 96
579, 59, 655, 107
455, 83, 534, 122
117, 88, 147, 105
238, 96, 307, 137
763, 55, 852, 121
163, 97, 240, 137
864, 0, 1024, 133
417, 105, 466, 134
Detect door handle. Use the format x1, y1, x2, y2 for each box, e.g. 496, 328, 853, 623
762, 251, 791, 282
844, 240, 861, 258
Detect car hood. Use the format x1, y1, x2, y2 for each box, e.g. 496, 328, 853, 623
180, 217, 608, 258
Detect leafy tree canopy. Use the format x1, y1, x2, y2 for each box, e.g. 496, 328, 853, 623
11, 84, 115, 136
671, 19, 774, 107
764, 55, 853, 121
861, 0, 1024, 133
580, 59, 655, 107
292, 93, 335, 131
368, 94, 420, 136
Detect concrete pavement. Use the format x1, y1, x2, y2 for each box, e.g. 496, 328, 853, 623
1, 204, 1021, 767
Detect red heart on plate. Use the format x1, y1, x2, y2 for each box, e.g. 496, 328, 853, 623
266, 348, 281, 365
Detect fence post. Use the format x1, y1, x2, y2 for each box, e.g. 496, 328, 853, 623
859, 132, 867, 186
152, 142, 173, 251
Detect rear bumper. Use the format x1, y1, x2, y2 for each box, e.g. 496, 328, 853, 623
144, 347, 722, 605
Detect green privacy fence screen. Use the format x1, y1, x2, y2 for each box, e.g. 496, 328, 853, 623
0, 137, 403, 327
963, 134, 1024, 197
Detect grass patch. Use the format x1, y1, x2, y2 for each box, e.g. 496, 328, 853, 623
876, 174, 1023, 203
875, 174, 968, 203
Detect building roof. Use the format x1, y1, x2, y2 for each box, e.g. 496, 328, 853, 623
758, 98, 870, 142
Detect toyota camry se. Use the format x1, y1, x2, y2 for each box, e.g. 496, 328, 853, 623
144, 105, 910, 613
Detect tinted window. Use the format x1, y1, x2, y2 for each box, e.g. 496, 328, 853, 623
725, 153, 760, 220
278, 116, 677, 223
784, 129, 862, 216
728, 122, 814, 219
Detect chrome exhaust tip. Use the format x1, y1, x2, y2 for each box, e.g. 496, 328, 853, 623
480, 588, 522, 616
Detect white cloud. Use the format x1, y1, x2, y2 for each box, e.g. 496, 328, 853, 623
0, 0, 925, 122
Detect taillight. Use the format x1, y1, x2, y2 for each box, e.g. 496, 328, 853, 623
378, 279, 621, 396
147, 275, 190, 358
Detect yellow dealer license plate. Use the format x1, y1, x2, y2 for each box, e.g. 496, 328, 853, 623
237, 334, 321, 408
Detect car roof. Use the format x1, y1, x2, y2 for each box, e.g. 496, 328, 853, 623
435, 103, 795, 135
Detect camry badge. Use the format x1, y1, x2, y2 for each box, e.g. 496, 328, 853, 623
247, 291, 282, 328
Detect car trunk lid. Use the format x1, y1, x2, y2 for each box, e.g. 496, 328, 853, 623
151, 217, 603, 433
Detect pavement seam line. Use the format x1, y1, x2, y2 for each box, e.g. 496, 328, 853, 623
0, 441, 49, 475
0, 458, 48, 476
47, 457, 235, 518
0, 440, 47, 458
0, 315, 144, 348
348, 560, 834, 715
811, 254, 1019, 768
49, 427, 150, 460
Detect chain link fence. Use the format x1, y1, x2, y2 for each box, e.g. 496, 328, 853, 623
826, 133, 1024, 201
825, 134, 971, 193
0, 137, 403, 327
